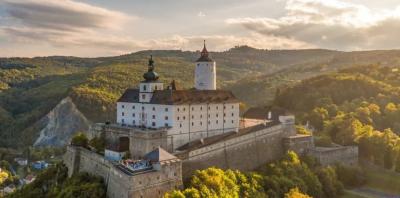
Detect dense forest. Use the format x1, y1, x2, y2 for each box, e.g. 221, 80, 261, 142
275, 65, 400, 171
2, 47, 400, 149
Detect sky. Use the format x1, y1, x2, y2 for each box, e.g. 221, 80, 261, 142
1, 0, 400, 57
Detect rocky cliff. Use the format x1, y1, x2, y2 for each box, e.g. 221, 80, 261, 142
34, 97, 90, 147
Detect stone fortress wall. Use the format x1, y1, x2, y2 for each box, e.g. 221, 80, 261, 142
175, 121, 296, 178
64, 146, 182, 198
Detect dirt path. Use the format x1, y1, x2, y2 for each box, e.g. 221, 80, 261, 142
348, 188, 400, 198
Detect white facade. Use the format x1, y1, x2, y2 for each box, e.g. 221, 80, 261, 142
139, 82, 164, 103
194, 61, 216, 90
116, 102, 240, 150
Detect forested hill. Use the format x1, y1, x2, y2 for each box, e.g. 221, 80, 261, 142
274, 65, 400, 171
2, 46, 400, 148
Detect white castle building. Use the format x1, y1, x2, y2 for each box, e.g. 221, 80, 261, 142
116, 42, 240, 151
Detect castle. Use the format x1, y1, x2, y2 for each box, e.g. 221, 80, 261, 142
64, 42, 358, 198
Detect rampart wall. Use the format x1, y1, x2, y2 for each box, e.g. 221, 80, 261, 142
177, 123, 296, 177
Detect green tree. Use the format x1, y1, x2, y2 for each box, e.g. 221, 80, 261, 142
71, 132, 88, 148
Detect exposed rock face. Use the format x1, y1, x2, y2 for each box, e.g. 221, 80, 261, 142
34, 97, 90, 147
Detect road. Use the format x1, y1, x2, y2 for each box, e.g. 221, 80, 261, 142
348, 188, 400, 198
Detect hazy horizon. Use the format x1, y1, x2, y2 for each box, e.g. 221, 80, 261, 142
2, 0, 400, 57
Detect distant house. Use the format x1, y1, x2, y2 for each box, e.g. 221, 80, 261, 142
14, 158, 28, 166
3, 185, 16, 194
31, 161, 48, 170
24, 174, 35, 184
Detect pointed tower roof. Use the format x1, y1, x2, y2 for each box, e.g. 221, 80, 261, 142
144, 147, 177, 162
143, 55, 159, 82
196, 40, 213, 62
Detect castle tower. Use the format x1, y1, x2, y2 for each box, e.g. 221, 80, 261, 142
194, 41, 216, 90
139, 55, 164, 103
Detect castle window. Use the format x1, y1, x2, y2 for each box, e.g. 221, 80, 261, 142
152, 115, 156, 119
183, 108, 186, 111
224, 113, 226, 117
165, 116, 168, 120
208, 114, 210, 118
132, 113, 135, 117
122, 119, 125, 123
122, 105, 125, 108
165, 108, 168, 112
143, 85, 147, 91
216, 114, 218, 117
208, 121, 210, 124
152, 122, 156, 127
192, 115, 194, 119
232, 113, 234, 116
200, 115, 203, 118
155, 85, 157, 90
200, 106, 203, 110
216, 106, 218, 110
192, 107, 194, 111
216, 120, 218, 124
224, 120, 226, 123
132, 105, 135, 109
177, 116, 180, 120
177, 108, 180, 112
183, 116, 186, 120
232, 120, 234, 123
142, 94, 145, 99
180, 124, 182, 128
152, 107, 155, 111
192, 122, 194, 126
165, 123, 169, 127
232, 105, 234, 109
133, 120, 136, 125
200, 121, 203, 126
197, 63, 200, 66
208, 106, 210, 110
224, 106, 226, 109
122, 112, 125, 116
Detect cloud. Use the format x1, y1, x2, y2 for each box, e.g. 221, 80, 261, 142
2, 0, 130, 31
198, 11, 206, 17
226, 0, 400, 50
